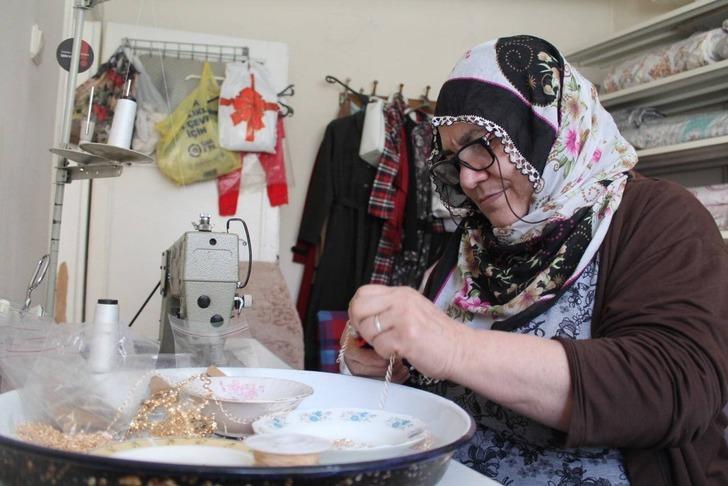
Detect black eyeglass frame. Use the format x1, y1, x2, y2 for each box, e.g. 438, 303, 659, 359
429, 135, 498, 185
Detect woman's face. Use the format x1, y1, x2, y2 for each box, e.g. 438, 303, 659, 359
438, 122, 534, 227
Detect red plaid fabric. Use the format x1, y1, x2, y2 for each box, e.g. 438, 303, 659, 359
369, 99, 408, 285
368, 99, 406, 219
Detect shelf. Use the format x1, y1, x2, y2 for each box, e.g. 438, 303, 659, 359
635, 135, 728, 176
568, 0, 728, 67
599, 59, 728, 114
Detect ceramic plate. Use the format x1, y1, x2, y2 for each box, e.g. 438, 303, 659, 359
252, 408, 431, 462
90, 437, 253, 466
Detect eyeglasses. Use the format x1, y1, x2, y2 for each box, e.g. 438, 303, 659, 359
430, 135, 497, 186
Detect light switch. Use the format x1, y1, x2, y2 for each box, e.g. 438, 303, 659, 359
30, 24, 45, 65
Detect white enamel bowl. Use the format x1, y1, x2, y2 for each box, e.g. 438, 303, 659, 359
0, 368, 475, 485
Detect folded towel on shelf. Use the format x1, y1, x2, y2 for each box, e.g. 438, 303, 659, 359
688, 183, 728, 230
611, 107, 665, 131
602, 20, 728, 93
620, 110, 728, 149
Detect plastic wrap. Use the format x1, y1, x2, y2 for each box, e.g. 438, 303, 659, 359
127, 48, 170, 154
169, 314, 258, 368
0, 312, 160, 436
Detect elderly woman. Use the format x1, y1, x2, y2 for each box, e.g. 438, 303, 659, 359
344, 36, 728, 485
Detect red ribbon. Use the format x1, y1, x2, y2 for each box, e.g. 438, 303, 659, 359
219, 73, 279, 142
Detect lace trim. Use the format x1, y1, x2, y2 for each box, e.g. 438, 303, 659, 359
407, 364, 441, 386
431, 115, 544, 193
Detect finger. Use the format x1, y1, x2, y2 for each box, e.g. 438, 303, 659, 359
344, 345, 391, 376
348, 287, 397, 322
354, 284, 394, 298
355, 314, 390, 344
392, 365, 410, 384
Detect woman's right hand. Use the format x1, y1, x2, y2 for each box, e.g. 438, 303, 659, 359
340, 330, 409, 383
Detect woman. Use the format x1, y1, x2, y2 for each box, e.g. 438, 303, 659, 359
344, 36, 728, 485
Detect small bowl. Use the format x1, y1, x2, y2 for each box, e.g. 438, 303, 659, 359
186, 376, 314, 436
244, 433, 332, 466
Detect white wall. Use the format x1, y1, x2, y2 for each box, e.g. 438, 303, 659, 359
0, 0, 67, 303
96, 0, 677, 300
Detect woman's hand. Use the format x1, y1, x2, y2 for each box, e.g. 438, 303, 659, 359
347, 284, 469, 381
347, 283, 573, 431
339, 329, 409, 382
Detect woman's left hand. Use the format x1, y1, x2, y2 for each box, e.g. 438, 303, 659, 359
347, 284, 469, 381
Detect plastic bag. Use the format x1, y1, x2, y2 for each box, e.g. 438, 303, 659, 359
129, 49, 169, 154
218, 61, 279, 153
0, 313, 160, 436
155, 62, 240, 185
258, 116, 290, 206
217, 159, 242, 216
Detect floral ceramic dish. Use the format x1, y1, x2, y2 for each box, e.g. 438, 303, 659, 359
252, 408, 430, 462
185, 376, 314, 436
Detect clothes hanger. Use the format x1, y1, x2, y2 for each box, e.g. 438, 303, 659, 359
406, 85, 435, 117
277, 84, 295, 117
278, 100, 294, 117
325, 75, 369, 106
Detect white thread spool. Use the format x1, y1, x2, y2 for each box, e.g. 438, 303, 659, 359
88, 299, 120, 374
107, 80, 137, 149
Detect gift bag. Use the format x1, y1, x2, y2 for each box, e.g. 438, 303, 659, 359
358, 98, 385, 166
218, 61, 279, 153
155, 62, 240, 185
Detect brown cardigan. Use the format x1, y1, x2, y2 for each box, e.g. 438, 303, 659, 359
557, 177, 728, 485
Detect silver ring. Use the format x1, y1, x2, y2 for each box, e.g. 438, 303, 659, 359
374, 314, 383, 334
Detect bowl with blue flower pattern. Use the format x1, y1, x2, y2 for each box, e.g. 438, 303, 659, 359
251, 408, 431, 463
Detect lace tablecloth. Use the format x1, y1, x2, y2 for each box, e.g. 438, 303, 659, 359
232, 262, 304, 369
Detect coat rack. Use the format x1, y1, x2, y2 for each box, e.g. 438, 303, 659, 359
325, 75, 436, 113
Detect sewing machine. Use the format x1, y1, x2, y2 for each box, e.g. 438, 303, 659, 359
158, 215, 252, 358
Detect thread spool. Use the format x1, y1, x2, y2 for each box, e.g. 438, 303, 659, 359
88, 299, 120, 374
244, 433, 332, 467
107, 80, 137, 149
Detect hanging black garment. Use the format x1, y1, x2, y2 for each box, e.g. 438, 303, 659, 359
293, 111, 383, 370
390, 118, 447, 288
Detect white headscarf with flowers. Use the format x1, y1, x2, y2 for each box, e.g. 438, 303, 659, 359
431, 36, 638, 320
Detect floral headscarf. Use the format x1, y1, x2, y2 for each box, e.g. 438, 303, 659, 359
431, 35, 638, 322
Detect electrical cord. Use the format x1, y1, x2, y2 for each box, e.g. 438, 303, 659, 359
128, 281, 160, 327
